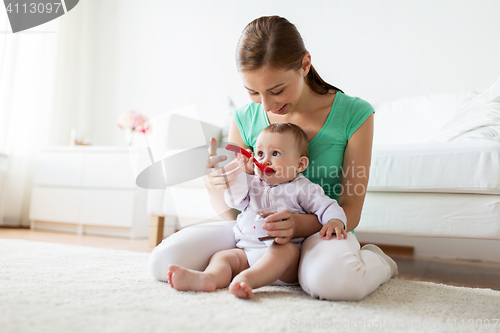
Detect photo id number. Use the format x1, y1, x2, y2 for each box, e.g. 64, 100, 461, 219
6, 2, 62, 14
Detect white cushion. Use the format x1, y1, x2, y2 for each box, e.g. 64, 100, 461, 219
372, 90, 479, 145
432, 78, 500, 143
145, 109, 223, 169
368, 140, 500, 194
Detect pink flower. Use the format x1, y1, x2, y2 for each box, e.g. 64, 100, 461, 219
118, 110, 151, 134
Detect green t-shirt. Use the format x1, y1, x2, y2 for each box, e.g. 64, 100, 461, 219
233, 92, 375, 202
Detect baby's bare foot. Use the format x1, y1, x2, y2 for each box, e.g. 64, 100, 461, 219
167, 264, 216, 292
167, 270, 174, 288
229, 281, 253, 299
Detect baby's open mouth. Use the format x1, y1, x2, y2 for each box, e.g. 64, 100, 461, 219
263, 168, 275, 175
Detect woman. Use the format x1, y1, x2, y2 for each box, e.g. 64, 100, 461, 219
149, 16, 397, 301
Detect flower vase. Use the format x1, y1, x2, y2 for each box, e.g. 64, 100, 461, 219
125, 130, 134, 146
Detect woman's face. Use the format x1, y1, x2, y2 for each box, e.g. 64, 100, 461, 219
240, 65, 304, 115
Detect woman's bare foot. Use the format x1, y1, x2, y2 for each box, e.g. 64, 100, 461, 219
229, 280, 253, 299
167, 264, 216, 292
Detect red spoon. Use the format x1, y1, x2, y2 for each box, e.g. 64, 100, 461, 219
225, 144, 275, 173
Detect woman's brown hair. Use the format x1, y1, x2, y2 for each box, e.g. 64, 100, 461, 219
236, 16, 343, 95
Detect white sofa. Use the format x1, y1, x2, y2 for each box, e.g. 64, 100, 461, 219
356, 87, 500, 262
147, 84, 500, 261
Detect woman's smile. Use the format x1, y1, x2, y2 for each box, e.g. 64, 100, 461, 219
270, 103, 288, 114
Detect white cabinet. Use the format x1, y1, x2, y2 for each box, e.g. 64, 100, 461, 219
29, 146, 150, 238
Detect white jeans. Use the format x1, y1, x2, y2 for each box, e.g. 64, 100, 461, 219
148, 220, 391, 301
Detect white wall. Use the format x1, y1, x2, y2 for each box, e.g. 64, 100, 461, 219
51, 0, 500, 146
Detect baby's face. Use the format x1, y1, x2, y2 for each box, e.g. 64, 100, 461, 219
254, 131, 305, 186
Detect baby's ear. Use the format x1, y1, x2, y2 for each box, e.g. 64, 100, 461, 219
297, 156, 309, 172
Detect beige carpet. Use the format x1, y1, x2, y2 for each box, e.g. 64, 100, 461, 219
1, 239, 499, 333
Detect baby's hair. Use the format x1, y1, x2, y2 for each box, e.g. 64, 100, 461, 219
262, 123, 309, 157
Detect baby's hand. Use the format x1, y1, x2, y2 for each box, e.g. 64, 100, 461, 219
319, 219, 347, 240
236, 150, 255, 175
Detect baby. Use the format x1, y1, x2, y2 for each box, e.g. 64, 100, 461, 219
167, 123, 347, 299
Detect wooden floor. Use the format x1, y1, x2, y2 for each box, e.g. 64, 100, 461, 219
0, 227, 151, 252
2, 227, 500, 291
